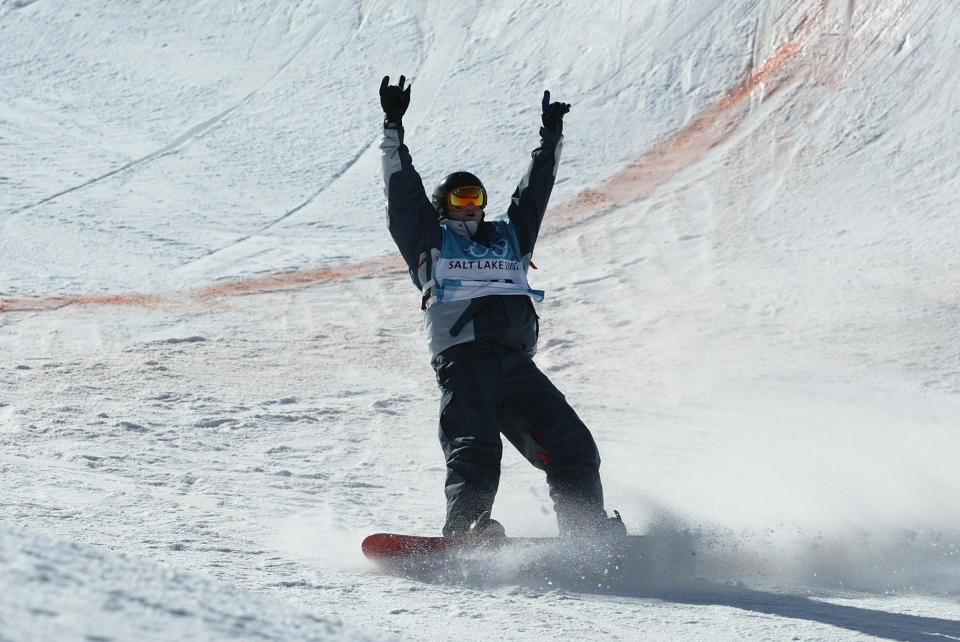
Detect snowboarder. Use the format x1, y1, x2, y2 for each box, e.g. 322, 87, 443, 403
378, 75, 625, 539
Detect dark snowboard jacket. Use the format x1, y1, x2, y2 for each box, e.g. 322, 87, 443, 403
380, 126, 563, 364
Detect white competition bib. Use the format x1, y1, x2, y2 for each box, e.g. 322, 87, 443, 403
433, 220, 544, 303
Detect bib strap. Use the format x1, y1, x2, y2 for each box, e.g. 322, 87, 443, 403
449, 298, 487, 337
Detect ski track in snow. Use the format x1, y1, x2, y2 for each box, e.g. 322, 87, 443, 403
3, 1, 960, 640
4, 1, 348, 220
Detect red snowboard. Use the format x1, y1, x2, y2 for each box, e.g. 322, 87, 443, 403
362, 532, 646, 583
362, 533, 556, 559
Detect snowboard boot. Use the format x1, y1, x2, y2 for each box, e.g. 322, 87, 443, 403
558, 508, 627, 539
467, 511, 507, 540
597, 510, 627, 538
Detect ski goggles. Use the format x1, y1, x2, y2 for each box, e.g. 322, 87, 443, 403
446, 186, 487, 211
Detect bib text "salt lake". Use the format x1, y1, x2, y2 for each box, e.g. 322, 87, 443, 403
447, 259, 521, 270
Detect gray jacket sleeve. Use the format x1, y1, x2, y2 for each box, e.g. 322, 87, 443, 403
506, 127, 564, 257
380, 127, 443, 290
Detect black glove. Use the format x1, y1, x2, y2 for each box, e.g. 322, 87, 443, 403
380, 75, 411, 129
541, 90, 571, 134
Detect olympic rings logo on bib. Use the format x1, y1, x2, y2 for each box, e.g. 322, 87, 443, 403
466, 237, 509, 259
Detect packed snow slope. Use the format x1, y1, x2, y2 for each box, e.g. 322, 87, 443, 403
2, 0, 960, 640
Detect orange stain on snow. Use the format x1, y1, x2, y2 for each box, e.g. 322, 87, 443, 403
193, 254, 402, 300
549, 40, 807, 228
0, 256, 404, 312
550, 2, 831, 228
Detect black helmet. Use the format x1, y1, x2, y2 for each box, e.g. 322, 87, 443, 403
431, 171, 485, 218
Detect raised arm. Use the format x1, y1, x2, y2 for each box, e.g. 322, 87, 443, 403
507, 91, 571, 256
379, 75, 442, 289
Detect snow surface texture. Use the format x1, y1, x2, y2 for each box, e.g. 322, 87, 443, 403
2, 0, 959, 640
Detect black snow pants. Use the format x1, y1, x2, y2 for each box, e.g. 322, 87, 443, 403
434, 342, 605, 537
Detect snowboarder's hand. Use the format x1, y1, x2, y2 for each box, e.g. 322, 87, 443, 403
380, 75, 411, 129
541, 90, 571, 134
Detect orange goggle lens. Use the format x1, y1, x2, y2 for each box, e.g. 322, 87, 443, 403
447, 186, 486, 211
